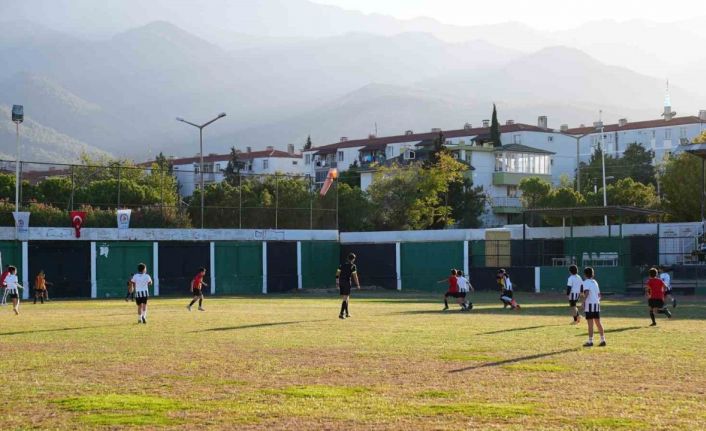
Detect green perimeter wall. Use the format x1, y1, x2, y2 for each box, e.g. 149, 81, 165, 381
96, 242, 153, 299
470, 240, 485, 267
215, 242, 262, 295
301, 241, 339, 289
401, 241, 464, 292
540, 266, 626, 293
0, 241, 22, 273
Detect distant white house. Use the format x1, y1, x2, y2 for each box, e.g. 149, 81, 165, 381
142, 145, 304, 197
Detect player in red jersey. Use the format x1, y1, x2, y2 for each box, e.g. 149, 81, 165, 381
187, 267, 208, 312
646, 267, 672, 326
441, 269, 460, 311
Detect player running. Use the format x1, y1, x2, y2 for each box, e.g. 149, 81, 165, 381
4, 266, 22, 315
130, 263, 153, 324
646, 267, 672, 326
659, 266, 676, 308
497, 269, 520, 310
456, 270, 474, 311
336, 253, 360, 320
566, 265, 583, 324
581, 267, 606, 347
33, 270, 52, 304
187, 267, 208, 312
440, 269, 459, 311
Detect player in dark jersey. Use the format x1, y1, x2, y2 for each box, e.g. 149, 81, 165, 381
336, 253, 360, 319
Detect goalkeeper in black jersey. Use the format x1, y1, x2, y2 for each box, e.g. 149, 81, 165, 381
336, 253, 360, 320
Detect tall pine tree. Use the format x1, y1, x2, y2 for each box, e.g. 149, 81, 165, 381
490, 104, 501, 148
223, 146, 244, 185
304, 135, 312, 150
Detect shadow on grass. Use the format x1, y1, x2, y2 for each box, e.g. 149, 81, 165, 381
574, 326, 642, 337
475, 324, 564, 335
449, 347, 580, 373
194, 320, 326, 333
0, 324, 119, 336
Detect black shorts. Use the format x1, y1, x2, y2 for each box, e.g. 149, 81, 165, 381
445, 291, 463, 298
584, 311, 600, 320
569, 300, 578, 307
648, 298, 665, 308
8, 293, 18, 300
192, 288, 203, 297
135, 296, 148, 305
502, 290, 513, 299
339, 284, 351, 296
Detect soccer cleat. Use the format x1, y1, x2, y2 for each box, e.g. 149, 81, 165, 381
442, 305, 449, 311
339, 314, 345, 320
141, 316, 146, 324
649, 322, 657, 326
599, 341, 606, 347
583, 342, 593, 347
345, 313, 351, 318
198, 307, 205, 311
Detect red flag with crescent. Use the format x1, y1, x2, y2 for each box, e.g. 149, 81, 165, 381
70, 211, 86, 238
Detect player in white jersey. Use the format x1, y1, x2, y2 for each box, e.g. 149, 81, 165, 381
4, 266, 22, 315
130, 263, 153, 324
659, 266, 676, 308
566, 265, 583, 324
497, 269, 520, 310
456, 270, 474, 311
581, 267, 606, 347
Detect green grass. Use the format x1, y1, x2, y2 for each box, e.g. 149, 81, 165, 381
0, 292, 704, 430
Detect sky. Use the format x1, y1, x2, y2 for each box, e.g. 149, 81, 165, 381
312, 0, 703, 30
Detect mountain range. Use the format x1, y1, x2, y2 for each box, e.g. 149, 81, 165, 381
0, 0, 704, 163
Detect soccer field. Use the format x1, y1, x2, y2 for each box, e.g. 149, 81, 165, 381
1, 293, 704, 430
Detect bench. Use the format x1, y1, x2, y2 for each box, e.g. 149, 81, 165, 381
625, 280, 696, 296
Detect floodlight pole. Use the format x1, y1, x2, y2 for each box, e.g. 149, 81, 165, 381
14, 121, 20, 212
573, 132, 592, 193
599, 110, 608, 226
176, 113, 226, 229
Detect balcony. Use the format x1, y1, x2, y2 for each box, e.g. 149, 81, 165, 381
492, 172, 551, 186
490, 196, 523, 214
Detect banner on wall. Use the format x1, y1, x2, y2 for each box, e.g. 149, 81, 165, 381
117, 209, 132, 230
12, 211, 30, 234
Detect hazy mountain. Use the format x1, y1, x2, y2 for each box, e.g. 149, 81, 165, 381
0, 105, 110, 163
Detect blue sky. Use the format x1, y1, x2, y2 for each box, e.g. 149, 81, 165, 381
312, 0, 702, 30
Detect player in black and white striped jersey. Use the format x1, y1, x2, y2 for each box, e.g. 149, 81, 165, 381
566, 265, 583, 325
581, 267, 606, 347
130, 263, 153, 324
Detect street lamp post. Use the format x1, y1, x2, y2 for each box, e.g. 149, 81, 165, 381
573, 131, 592, 193
176, 113, 226, 229
11, 105, 24, 213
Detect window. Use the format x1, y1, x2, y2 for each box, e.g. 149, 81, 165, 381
665, 129, 672, 139
215, 163, 221, 172
513, 134, 521, 144
386, 146, 394, 158
263, 159, 269, 170
194, 165, 199, 174
547, 136, 554, 142
680, 127, 687, 138
507, 186, 518, 198
292, 161, 298, 165
305, 154, 311, 165
337, 151, 344, 162
651, 130, 656, 139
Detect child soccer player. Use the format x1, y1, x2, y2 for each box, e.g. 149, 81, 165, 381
187, 267, 208, 311
456, 270, 474, 311
497, 269, 520, 310
125, 274, 135, 302
4, 266, 22, 315
130, 263, 153, 324
33, 270, 52, 304
336, 253, 360, 320
659, 265, 676, 308
440, 269, 458, 311
647, 267, 672, 326
581, 267, 606, 347
566, 265, 583, 324
0, 265, 10, 306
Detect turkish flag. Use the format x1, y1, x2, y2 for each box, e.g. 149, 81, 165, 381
70, 211, 86, 238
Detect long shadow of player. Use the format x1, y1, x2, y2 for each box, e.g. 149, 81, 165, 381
195, 319, 327, 333
448, 347, 580, 374
475, 324, 564, 335
0, 324, 119, 336
574, 326, 642, 337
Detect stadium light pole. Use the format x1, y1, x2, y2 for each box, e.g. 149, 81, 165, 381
11, 105, 24, 213
572, 131, 593, 193
598, 110, 608, 226
176, 113, 226, 229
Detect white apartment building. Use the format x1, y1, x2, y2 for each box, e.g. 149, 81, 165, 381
146, 145, 303, 197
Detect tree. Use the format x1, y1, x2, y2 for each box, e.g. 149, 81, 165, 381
339, 161, 361, 187
490, 104, 501, 148
621, 143, 656, 186
518, 177, 552, 208
304, 135, 313, 150
223, 146, 244, 186
424, 131, 447, 168
448, 177, 486, 228
661, 152, 705, 221
338, 183, 373, 231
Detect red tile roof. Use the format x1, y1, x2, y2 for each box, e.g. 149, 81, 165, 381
564, 116, 705, 135
307, 123, 550, 152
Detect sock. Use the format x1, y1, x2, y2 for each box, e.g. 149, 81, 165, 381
444, 298, 448, 307
587, 337, 593, 344
340, 301, 346, 315
344, 301, 349, 315
198, 298, 203, 307
600, 335, 605, 342
650, 312, 656, 324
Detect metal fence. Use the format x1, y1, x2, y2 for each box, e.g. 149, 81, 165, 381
0, 159, 337, 230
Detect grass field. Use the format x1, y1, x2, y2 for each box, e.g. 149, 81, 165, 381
0, 292, 705, 430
